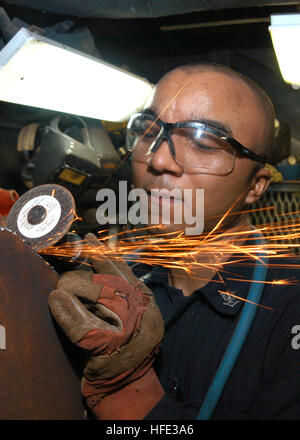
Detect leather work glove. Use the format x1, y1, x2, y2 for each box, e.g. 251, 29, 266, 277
48, 233, 165, 419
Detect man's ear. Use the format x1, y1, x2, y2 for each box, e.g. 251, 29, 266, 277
244, 166, 271, 205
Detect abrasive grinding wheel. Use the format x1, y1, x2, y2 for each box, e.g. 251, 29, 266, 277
6, 184, 76, 250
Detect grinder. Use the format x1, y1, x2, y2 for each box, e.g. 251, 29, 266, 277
6, 183, 89, 272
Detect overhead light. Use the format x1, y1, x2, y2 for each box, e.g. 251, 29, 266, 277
0, 28, 154, 121
269, 13, 300, 89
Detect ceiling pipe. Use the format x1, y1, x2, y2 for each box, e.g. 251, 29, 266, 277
160, 16, 271, 31
2, 0, 300, 19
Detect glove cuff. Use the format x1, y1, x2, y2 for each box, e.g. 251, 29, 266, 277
89, 367, 165, 420
82, 344, 159, 409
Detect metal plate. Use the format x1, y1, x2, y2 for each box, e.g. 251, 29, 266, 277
0, 229, 85, 419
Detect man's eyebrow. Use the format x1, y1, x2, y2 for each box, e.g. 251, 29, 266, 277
143, 108, 157, 117
188, 118, 232, 136
143, 108, 232, 136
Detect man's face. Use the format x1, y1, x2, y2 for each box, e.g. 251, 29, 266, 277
132, 69, 269, 234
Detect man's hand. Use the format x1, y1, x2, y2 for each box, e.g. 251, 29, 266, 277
48, 233, 165, 419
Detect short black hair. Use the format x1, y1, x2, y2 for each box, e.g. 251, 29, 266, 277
161, 62, 276, 163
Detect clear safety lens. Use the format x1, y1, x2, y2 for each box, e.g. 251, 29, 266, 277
126, 116, 162, 154
126, 115, 236, 175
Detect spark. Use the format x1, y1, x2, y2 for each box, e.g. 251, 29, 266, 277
38, 203, 300, 312
225, 277, 297, 286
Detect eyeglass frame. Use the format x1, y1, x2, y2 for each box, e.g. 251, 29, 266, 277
126, 111, 268, 165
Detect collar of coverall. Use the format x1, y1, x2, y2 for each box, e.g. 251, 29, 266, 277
134, 253, 259, 317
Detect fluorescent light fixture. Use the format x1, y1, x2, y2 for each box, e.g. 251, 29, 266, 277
269, 13, 300, 88
0, 28, 154, 121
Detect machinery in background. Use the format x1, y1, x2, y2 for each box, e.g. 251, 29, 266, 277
18, 114, 123, 196
249, 119, 300, 256
0, 187, 19, 217
270, 118, 291, 166
17, 114, 131, 235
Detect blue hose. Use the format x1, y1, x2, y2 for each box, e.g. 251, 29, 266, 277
197, 234, 268, 420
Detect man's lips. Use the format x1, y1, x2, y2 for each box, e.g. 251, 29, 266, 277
145, 188, 183, 201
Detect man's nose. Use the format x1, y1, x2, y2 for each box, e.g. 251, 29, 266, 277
146, 139, 184, 176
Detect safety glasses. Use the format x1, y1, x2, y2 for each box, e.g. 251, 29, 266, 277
126, 111, 267, 175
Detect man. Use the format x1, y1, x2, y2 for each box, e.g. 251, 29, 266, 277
49, 63, 300, 420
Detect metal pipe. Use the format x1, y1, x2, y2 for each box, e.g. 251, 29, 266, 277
2, 0, 300, 19
160, 17, 270, 32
